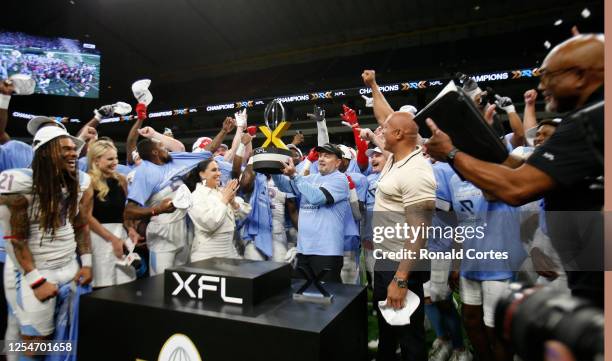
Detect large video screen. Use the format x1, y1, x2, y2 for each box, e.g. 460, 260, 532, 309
0, 31, 101, 98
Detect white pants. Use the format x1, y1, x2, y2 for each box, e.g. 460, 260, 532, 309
460, 277, 509, 327
91, 223, 136, 287
243, 235, 288, 262
423, 258, 452, 302
363, 244, 375, 276
341, 250, 360, 285
150, 248, 189, 276
4, 257, 79, 336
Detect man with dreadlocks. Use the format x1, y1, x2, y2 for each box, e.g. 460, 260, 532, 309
0, 123, 93, 351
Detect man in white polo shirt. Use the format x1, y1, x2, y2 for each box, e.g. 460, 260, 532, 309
363, 69, 436, 361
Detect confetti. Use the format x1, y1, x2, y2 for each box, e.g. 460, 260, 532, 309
581, 8, 591, 18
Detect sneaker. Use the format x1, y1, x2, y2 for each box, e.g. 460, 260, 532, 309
367, 339, 379, 349
449, 349, 473, 361
429, 339, 452, 361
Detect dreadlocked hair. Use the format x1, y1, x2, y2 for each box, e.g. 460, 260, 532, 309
31, 136, 79, 234
87, 139, 119, 202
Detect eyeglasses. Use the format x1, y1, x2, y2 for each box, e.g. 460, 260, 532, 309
537, 66, 581, 83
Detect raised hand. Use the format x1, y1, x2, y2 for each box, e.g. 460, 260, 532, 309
361, 70, 377, 88
306, 105, 325, 122
524, 89, 537, 106
340, 104, 358, 125
222, 117, 237, 133
137, 126, 157, 139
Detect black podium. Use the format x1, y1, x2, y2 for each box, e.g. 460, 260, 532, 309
78, 258, 367, 361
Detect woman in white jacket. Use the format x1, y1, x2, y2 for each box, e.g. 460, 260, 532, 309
183, 158, 251, 262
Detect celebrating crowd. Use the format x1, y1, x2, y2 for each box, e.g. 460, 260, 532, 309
0, 32, 604, 361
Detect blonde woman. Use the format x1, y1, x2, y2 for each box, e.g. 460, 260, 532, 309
183, 159, 251, 262
83, 140, 138, 287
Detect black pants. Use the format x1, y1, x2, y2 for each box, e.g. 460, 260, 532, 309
295, 254, 343, 283
373, 269, 427, 361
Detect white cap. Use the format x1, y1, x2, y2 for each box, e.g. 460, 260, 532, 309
131, 79, 153, 106
398, 105, 418, 115
32, 125, 85, 153
113, 101, 132, 115
27, 116, 67, 136
366, 147, 383, 157
287, 144, 303, 158
337, 144, 353, 160
9, 74, 36, 95
192, 137, 212, 152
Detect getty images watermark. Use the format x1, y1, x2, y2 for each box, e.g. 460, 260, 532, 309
371, 223, 509, 261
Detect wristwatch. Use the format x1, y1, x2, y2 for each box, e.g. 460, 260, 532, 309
446, 147, 460, 164
393, 275, 409, 289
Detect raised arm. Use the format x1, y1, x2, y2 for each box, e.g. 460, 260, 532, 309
0, 80, 14, 144
207, 117, 236, 153
225, 109, 247, 162
495, 94, 525, 148
307, 105, 329, 146
362, 70, 394, 125
126, 118, 145, 165
138, 126, 185, 152
522, 89, 538, 135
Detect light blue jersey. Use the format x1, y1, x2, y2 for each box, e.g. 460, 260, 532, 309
429, 162, 456, 252
214, 155, 233, 186
0, 140, 33, 262
0, 140, 32, 172
127, 151, 211, 206
272, 170, 349, 256
362, 172, 380, 242
449, 175, 526, 281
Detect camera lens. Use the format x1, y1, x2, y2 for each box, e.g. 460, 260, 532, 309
495, 283, 604, 361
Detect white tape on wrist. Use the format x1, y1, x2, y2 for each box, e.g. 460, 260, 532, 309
0, 94, 11, 109
81, 254, 93, 267
236, 143, 246, 158
25, 269, 44, 287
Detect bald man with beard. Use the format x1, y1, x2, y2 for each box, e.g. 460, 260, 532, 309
424, 34, 604, 307
368, 110, 436, 361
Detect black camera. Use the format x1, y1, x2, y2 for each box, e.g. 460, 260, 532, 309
494, 283, 604, 361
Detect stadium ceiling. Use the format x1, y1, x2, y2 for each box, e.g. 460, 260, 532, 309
2, 0, 603, 108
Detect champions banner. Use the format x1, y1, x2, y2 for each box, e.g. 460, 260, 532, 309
12, 67, 541, 124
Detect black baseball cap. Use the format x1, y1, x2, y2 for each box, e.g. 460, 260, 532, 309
315, 143, 342, 159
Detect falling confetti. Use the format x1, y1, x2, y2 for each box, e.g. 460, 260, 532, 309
544, 41, 551, 49
554, 19, 563, 26
581, 8, 591, 18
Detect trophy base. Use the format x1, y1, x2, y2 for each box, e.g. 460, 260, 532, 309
252, 147, 292, 174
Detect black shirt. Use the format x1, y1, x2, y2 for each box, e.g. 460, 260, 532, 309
527, 87, 604, 211
526, 86, 604, 305
92, 177, 127, 224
